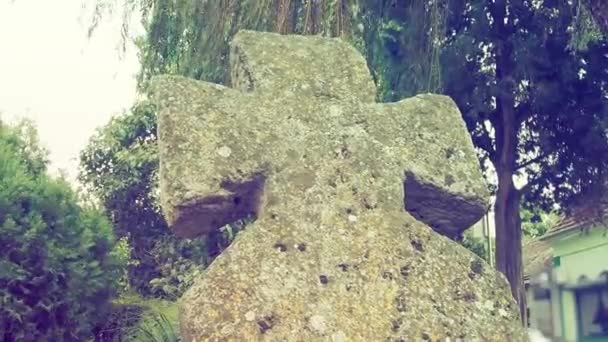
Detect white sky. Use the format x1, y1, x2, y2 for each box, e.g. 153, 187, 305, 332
0, 0, 141, 185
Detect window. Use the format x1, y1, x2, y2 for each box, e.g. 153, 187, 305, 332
553, 256, 561, 267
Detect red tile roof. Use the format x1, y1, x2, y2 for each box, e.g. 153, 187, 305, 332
542, 205, 608, 239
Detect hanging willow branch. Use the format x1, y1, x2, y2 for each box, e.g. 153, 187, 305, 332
87, 0, 448, 99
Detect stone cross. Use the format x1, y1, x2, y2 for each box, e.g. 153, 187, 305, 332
154, 31, 488, 240
152, 30, 525, 341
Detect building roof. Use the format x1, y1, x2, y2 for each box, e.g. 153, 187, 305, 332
541, 204, 608, 240
523, 238, 553, 280
523, 188, 608, 279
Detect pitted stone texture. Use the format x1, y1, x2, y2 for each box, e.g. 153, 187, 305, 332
154, 30, 489, 240
177, 213, 525, 341
229, 30, 377, 102
154, 77, 488, 239
152, 30, 524, 341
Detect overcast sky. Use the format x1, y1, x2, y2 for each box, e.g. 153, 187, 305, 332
0, 0, 141, 184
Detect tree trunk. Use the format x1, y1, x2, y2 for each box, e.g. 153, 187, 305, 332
494, 178, 527, 326
491, 0, 527, 326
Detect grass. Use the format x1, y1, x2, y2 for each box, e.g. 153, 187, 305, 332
95, 293, 181, 341
121, 294, 180, 342
132, 310, 179, 342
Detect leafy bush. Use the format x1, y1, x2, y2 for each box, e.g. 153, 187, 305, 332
0, 120, 126, 341
459, 233, 490, 263
521, 207, 559, 239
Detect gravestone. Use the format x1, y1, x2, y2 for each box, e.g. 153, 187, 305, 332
152, 30, 527, 341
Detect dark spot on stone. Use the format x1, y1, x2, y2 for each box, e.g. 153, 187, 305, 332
328, 179, 337, 188
351, 186, 358, 195
395, 293, 407, 312
444, 174, 455, 186
257, 315, 274, 334
319, 275, 329, 285
233, 196, 242, 205
346, 207, 353, 214
270, 213, 279, 220
410, 239, 424, 252
391, 318, 401, 332
296, 243, 307, 252
421, 332, 431, 340
363, 250, 370, 259
345, 283, 353, 291
337, 169, 347, 183
382, 271, 393, 280
339, 145, 352, 159
363, 197, 376, 210
470, 258, 484, 276
495, 301, 503, 310
400, 264, 411, 279
273, 242, 287, 252
445, 147, 455, 159
338, 263, 349, 272
462, 291, 477, 303
434, 303, 447, 316
303, 154, 307, 159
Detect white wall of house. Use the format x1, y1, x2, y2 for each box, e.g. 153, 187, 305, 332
469, 210, 496, 240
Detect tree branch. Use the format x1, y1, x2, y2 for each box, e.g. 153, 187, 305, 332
516, 151, 550, 171
473, 123, 497, 164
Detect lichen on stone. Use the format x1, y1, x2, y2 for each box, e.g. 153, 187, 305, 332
151, 30, 527, 341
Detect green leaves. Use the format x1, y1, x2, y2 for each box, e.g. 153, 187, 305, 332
521, 207, 559, 239
442, 0, 608, 208
0, 120, 126, 340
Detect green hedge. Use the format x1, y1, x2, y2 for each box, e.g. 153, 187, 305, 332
0, 120, 126, 341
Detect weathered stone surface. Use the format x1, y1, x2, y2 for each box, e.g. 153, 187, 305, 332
152, 30, 526, 341
155, 30, 489, 240
229, 30, 376, 103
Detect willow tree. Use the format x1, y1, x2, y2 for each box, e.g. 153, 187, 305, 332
441, 0, 608, 323
86, 0, 447, 98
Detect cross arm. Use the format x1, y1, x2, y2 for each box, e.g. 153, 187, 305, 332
366, 94, 491, 237
151, 75, 267, 238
